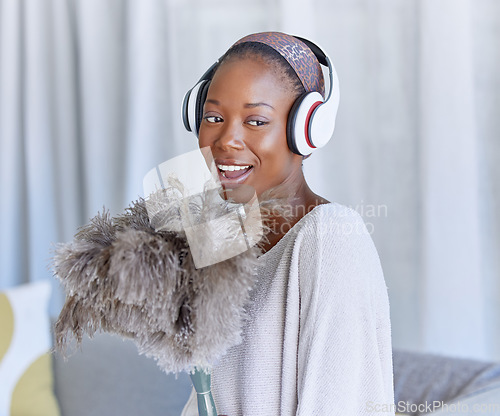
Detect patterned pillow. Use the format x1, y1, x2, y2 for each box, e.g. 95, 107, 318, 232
0, 281, 60, 415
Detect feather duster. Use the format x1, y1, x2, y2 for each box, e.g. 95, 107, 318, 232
53, 175, 291, 414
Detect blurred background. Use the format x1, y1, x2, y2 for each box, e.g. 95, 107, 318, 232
0, 0, 499, 362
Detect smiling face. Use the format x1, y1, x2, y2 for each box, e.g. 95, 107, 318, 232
198, 57, 305, 201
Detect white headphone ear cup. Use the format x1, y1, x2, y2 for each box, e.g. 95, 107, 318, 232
183, 80, 209, 135
287, 93, 308, 155
287, 92, 324, 156
309, 102, 337, 148
309, 62, 340, 148
195, 80, 210, 136
182, 87, 194, 132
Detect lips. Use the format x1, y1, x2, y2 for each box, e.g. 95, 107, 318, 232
215, 160, 254, 185
218, 166, 254, 184
221, 166, 251, 179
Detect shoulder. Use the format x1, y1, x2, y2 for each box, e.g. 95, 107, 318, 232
293, 202, 372, 250
292, 201, 385, 296
259, 201, 382, 284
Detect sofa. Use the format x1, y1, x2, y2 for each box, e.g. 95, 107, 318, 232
392, 349, 500, 415
52, 332, 192, 416
52, 331, 500, 416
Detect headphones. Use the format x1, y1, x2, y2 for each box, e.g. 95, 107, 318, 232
182, 35, 340, 156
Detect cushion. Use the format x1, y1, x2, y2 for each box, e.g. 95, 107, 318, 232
0, 281, 60, 415
53, 330, 192, 416
393, 349, 500, 415
394, 349, 500, 401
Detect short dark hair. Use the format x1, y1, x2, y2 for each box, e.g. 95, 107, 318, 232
215, 41, 306, 99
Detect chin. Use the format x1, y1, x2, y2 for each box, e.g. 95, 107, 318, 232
219, 183, 258, 205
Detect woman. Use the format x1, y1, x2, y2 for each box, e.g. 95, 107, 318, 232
182, 32, 394, 415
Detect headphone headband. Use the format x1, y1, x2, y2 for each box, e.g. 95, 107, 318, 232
292, 36, 328, 66
233, 32, 325, 96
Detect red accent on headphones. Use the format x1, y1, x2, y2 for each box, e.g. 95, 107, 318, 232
305, 101, 322, 149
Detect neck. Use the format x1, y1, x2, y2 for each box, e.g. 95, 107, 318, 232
258, 172, 329, 253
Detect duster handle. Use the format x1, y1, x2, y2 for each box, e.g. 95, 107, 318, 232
190, 368, 217, 416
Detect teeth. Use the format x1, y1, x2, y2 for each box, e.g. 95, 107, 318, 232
217, 164, 251, 171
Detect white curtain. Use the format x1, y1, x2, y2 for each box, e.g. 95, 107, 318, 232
1, 0, 499, 361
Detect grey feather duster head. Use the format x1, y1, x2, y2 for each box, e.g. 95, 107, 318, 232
53, 179, 289, 374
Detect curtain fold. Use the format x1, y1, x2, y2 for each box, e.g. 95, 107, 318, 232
418, 0, 485, 358
1, 0, 27, 288
0, 0, 499, 360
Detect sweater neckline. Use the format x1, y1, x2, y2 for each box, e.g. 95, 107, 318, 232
258, 202, 334, 261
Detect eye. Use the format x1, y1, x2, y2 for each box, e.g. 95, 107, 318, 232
204, 115, 223, 123
247, 119, 268, 127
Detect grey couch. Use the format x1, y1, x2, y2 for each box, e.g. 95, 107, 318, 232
53, 333, 192, 416
52, 332, 500, 415
393, 350, 500, 415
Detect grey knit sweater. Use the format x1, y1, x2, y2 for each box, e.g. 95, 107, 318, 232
182, 202, 395, 415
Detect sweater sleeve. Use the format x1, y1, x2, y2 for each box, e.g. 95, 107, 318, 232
295, 205, 395, 416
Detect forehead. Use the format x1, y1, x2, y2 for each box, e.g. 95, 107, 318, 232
208, 57, 292, 101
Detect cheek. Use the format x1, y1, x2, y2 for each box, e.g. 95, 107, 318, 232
255, 132, 284, 155
253, 125, 296, 171
197, 126, 210, 147
198, 127, 219, 156
257, 117, 289, 151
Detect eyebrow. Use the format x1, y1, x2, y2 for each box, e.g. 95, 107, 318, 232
205, 99, 274, 110
244, 102, 275, 110
205, 99, 220, 105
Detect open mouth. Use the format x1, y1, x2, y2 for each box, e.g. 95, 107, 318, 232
217, 164, 254, 182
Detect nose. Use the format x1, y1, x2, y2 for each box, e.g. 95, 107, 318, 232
215, 120, 245, 151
